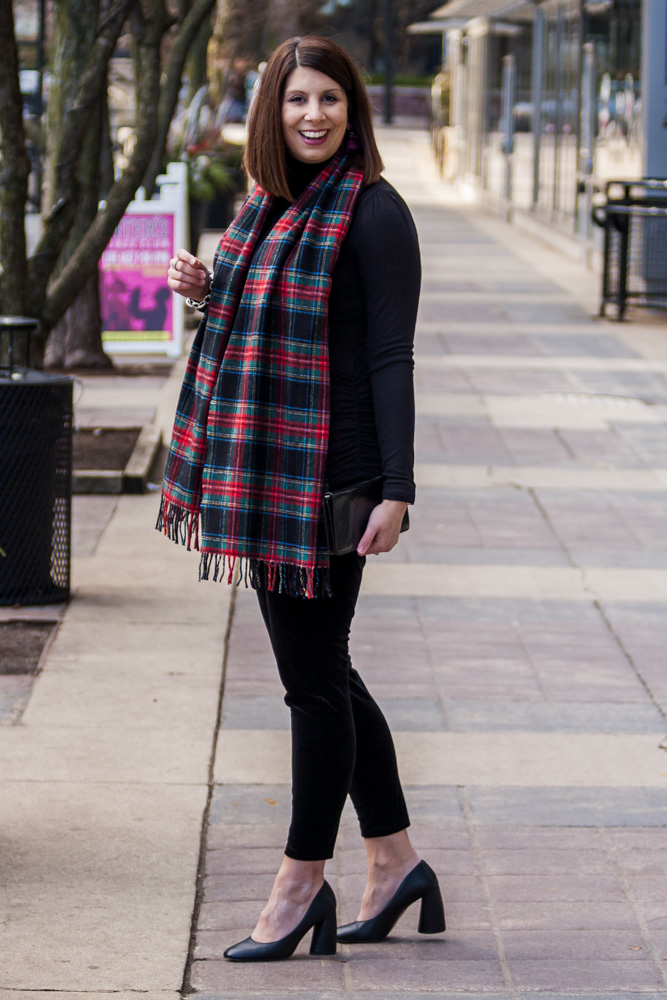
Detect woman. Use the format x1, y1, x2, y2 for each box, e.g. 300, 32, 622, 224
161, 35, 445, 961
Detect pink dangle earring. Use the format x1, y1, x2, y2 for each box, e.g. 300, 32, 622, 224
346, 126, 361, 152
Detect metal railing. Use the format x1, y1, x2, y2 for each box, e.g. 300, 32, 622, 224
593, 179, 667, 321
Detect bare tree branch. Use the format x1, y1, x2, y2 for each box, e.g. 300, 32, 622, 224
40, 0, 168, 331
41, 0, 217, 334
28, 0, 140, 310
143, 0, 217, 197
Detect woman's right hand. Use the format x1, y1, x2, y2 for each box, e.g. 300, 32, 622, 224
168, 249, 211, 299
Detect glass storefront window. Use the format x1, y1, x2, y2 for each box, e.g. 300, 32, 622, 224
450, 0, 642, 233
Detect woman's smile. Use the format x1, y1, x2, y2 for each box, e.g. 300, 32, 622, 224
300, 129, 329, 144
282, 65, 348, 163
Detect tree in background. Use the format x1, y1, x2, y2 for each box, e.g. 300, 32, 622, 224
0, 0, 215, 368
42, 0, 115, 367
211, 0, 439, 79
323, 0, 440, 78
211, 0, 324, 68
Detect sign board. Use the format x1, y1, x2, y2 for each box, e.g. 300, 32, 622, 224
100, 162, 187, 357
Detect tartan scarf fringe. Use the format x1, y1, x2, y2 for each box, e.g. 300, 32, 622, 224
156, 496, 200, 550
199, 551, 332, 599
156, 496, 332, 598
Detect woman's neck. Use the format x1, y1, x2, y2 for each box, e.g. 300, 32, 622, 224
286, 153, 332, 200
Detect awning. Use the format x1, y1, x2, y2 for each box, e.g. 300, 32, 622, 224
427, 0, 535, 18
407, 18, 468, 34
426, 0, 582, 20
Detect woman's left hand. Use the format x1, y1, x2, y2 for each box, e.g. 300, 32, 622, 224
357, 500, 409, 556
168, 249, 211, 299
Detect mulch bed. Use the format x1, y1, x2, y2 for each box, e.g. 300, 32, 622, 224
0, 621, 57, 675
73, 427, 141, 470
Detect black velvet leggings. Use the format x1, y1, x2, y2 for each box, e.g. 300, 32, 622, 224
255, 551, 410, 861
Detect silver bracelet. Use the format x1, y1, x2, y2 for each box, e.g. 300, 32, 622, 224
185, 269, 214, 311
185, 293, 210, 310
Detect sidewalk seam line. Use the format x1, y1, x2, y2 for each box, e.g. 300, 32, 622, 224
180, 585, 237, 997
592, 599, 667, 725
599, 826, 667, 990
528, 488, 667, 723
458, 787, 517, 1000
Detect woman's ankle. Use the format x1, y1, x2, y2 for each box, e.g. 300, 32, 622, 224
272, 856, 326, 900
363, 830, 419, 875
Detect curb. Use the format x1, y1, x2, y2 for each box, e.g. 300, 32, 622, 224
72, 424, 162, 495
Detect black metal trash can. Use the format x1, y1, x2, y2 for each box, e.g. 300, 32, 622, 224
593, 178, 667, 320
0, 318, 72, 606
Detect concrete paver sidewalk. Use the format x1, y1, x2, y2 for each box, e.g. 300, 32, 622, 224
192, 131, 667, 998
1, 355, 230, 997
2, 128, 667, 1000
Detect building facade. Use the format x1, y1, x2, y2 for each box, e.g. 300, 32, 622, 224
430, 0, 644, 238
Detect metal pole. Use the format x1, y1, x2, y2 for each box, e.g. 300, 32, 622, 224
552, 6, 565, 214
383, 0, 393, 126
501, 54, 516, 216
531, 6, 544, 210
579, 43, 596, 177
579, 41, 596, 259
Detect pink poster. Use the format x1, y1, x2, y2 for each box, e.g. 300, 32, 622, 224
100, 213, 174, 343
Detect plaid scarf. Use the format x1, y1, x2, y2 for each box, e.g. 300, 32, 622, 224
157, 151, 364, 598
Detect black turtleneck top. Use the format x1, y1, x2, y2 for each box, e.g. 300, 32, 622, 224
251, 158, 420, 504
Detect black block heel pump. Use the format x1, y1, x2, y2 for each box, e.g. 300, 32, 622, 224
337, 860, 446, 944
223, 881, 338, 961
418, 883, 447, 934
309, 907, 338, 955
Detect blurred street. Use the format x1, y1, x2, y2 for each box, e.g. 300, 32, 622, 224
2, 127, 667, 999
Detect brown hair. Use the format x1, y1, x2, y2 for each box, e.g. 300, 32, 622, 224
244, 36, 383, 199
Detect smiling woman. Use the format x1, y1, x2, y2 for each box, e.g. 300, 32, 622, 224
281, 67, 348, 163
244, 34, 383, 199
160, 35, 444, 966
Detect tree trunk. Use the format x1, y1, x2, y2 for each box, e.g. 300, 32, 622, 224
185, 15, 213, 105
43, 0, 113, 369
45, 273, 110, 368
53, 92, 112, 367
41, 0, 219, 337
142, 0, 217, 198
29, 0, 139, 336
0, 0, 32, 317
367, 0, 379, 71
2, 0, 216, 366
216, 0, 270, 64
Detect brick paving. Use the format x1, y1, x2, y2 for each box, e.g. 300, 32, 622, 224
188, 131, 667, 997
5, 130, 667, 998
0, 495, 120, 725
0, 367, 152, 724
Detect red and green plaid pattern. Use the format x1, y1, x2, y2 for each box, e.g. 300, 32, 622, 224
157, 152, 363, 597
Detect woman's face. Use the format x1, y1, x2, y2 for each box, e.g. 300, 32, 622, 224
281, 66, 348, 164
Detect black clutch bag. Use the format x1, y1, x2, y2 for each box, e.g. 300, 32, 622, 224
322, 476, 410, 556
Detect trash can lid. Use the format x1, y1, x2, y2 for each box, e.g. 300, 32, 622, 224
0, 368, 73, 387
0, 316, 40, 329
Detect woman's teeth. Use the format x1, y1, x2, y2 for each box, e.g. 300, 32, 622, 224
301, 130, 327, 138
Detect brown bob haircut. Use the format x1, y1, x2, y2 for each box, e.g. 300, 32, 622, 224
244, 36, 384, 200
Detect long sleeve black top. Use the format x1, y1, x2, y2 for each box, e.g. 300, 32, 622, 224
240, 161, 421, 504
325, 177, 420, 503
